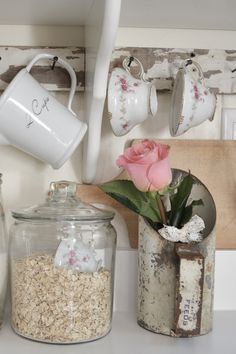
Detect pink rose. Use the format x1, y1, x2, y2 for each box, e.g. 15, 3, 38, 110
116, 140, 172, 192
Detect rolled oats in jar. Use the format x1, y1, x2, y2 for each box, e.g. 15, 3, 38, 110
10, 181, 116, 343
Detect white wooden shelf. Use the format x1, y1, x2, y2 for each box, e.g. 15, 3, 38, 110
0, 0, 235, 31
0, 0, 93, 26
1, 249, 236, 352
0, 311, 236, 354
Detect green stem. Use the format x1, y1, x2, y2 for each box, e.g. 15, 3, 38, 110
156, 194, 167, 225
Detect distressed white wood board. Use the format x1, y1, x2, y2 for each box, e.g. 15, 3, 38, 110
110, 47, 236, 94
0, 46, 84, 91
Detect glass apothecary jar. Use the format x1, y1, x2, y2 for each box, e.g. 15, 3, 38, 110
9, 181, 116, 344
0, 173, 8, 329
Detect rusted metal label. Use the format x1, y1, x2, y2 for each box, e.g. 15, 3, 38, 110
174, 244, 204, 336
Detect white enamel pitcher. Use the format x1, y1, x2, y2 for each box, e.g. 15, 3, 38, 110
0, 53, 87, 169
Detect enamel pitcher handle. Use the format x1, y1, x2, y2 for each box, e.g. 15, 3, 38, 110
26, 53, 77, 114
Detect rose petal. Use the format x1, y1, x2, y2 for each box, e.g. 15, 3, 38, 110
116, 140, 172, 192
116, 155, 129, 168
156, 144, 170, 159
147, 158, 172, 191
125, 163, 150, 191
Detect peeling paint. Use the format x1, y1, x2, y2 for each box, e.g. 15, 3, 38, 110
137, 215, 215, 337
0, 46, 84, 91
174, 245, 204, 336
205, 274, 212, 290
111, 47, 236, 94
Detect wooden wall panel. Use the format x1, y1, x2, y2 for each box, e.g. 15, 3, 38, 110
0, 46, 84, 91
111, 47, 236, 94
76, 184, 138, 249
76, 140, 236, 250
160, 140, 236, 250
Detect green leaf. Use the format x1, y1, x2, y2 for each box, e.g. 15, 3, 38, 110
139, 199, 161, 223
106, 193, 140, 214
99, 180, 161, 223
180, 199, 204, 226
168, 173, 194, 227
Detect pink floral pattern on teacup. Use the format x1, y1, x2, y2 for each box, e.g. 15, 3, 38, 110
178, 82, 210, 128
115, 74, 140, 93
108, 65, 158, 137
171, 62, 216, 137
113, 74, 141, 134
191, 81, 208, 102
54, 237, 102, 272
189, 80, 209, 122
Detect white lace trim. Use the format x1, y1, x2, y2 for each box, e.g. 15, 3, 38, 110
159, 215, 205, 243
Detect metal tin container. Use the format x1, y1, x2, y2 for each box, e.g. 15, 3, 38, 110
137, 169, 216, 337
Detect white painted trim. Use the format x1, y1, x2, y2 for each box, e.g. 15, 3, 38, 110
0, 25, 84, 46
116, 27, 236, 50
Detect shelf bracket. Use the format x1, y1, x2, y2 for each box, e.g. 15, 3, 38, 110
82, 0, 121, 183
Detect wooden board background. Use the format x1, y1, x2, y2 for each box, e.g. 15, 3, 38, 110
76, 140, 236, 250
76, 183, 138, 248
162, 140, 236, 250
2, 46, 236, 93
111, 47, 236, 94
0, 46, 85, 91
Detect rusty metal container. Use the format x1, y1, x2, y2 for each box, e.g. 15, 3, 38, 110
137, 169, 216, 337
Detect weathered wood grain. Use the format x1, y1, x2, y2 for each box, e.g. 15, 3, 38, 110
2, 46, 235, 94
111, 47, 236, 94
75, 184, 138, 249
0, 46, 84, 91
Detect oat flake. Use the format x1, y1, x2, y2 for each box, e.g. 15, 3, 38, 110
11, 254, 112, 343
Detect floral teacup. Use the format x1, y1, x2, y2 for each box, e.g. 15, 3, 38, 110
107, 57, 158, 136
169, 60, 216, 137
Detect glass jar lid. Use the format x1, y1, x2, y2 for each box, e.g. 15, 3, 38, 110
12, 181, 115, 222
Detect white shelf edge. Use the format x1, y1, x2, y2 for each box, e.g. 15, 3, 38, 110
0, 311, 236, 354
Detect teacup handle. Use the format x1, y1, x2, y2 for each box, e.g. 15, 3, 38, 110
25, 53, 77, 114
122, 56, 148, 82
185, 59, 205, 83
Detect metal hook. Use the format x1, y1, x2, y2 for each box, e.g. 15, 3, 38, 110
127, 56, 134, 67
185, 59, 193, 67
51, 56, 58, 70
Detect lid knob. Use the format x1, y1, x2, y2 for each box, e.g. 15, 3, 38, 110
48, 181, 78, 201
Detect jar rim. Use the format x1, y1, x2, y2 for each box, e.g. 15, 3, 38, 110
12, 204, 115, 222
11, 180, 115, 222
